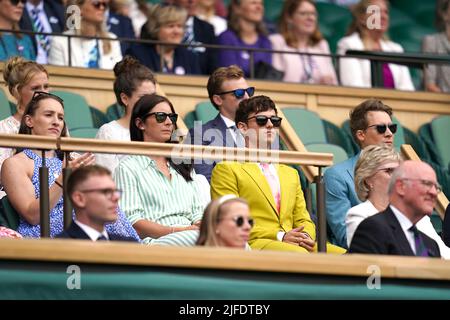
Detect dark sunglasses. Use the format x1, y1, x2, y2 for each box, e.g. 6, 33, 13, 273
91, 0, 108, 9
228, 216, 254, 228
144, 112, 178, 124
217, 87, 255, 99
10, 0, 26, 6
366, 123, 397, 134
247, 115, 282, 127
32, 91, 64, 104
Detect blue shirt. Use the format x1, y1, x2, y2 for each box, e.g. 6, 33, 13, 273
0, 33, 36, 61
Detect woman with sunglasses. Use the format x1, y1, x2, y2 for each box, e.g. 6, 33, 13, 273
0, 0, 35, 60
95, 56, 157, 173
114, 94, 206, 245
346, 145, 450, 257
0, 57, 48, 197
1, 92, 140, 240
48, 0, 122, 69
197, 195, 252, 249
211, 95, 345, 254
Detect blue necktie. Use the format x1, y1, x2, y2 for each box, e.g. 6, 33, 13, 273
410, 225, 429, 257
31, 8, 50, 53
87, 43, 99, 68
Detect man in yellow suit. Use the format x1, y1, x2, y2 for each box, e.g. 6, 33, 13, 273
211, 95, 344, 253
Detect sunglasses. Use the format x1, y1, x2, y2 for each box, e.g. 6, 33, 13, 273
247, 115, 282, 127
91, 0, 108, 9
221, 216, 254, 228
10, 0, 26, 5
144, 112, 178, 124
366, 123, 397, 134
217, 87, 255, 99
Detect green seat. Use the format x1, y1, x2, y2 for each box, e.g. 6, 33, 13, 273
341, 119, 361, 154
0, 196, 20, 230
89, 107, 109, 129
183, 111, 197, 130
316, 2, 352, 53
281, 107, 326, 145
403, 126, 431, 163
264, 0, 284, 23
390, 0, 436, 23
419, 122, 442, 167
430, 115, 450, 168
70, 127, 99, 139
306, 143, 349, 167
322, 119, 357, 157
106, 103, 124, 122
194, 101, 218, 124
51, 91, 94, 130
0, 88, 13, 121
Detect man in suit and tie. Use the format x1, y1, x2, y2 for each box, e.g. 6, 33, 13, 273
56, 165, 137, 242
20, 0, 65, 64
323, 99, 397, 248
211, 95, 345, 253
186, 65, 253, 181
104, 0, 136, 55
349, 161, 441, 257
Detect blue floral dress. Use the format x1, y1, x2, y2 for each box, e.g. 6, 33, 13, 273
17, 149, 140, 241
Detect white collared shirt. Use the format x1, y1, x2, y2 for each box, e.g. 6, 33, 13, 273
390, 205, 416, 254
26, 1, 52, 64
220, 114, 239, 144
74, 220, 109, 241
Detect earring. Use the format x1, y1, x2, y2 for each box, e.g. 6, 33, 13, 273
215, 229, 220, 234
369, 184, 374, 190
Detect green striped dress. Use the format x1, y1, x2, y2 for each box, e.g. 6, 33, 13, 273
114, 155, 206, 245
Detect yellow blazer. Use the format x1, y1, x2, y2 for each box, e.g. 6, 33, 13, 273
211, 162, 316, 250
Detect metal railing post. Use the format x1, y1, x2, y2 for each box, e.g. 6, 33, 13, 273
39, 150, 50, 238
315, 167, 327, 253
63, 152, 72, 230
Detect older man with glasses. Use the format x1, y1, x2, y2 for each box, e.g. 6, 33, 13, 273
324, 98, 397, 248
56, 165, 138, 242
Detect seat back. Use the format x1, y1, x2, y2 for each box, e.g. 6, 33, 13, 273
322, 119, 357, 157
70, 127, 99, 139
282, 107, 327, 145
183, 111, 197, 129
106, 103, 124, 122
0, 196, 20, 230
51, 91, 94, 130
430, 115, 450, 167
305, 143, 348, 168
0, 88, 13, 121
195, 101, 218, 124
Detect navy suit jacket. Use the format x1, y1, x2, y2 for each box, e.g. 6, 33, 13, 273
55, 221, 138, 242
186, 114, 241, 182
349, 207, 441, 257
19, 0, 65, 51
191, 16, 217, 75
127, 43, 202, 75
107, 12, 135, 55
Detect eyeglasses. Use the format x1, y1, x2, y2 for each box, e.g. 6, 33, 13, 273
295, 11, 318, 18
92, 0, 108, 9
247, 115, 282, 127
144, 112, 178, 124
79, 188, 123, 199
30, 91, 64, 105
10, 0, 26, 6
217, 87, 255, 99
366, 123, 397, 134
221, 216, 254, 228
401, 178, 442, 193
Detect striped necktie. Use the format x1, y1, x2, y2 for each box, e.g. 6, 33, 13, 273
87, 43, 99, 68
31, 8, 51, 53
409, 225, 429, 257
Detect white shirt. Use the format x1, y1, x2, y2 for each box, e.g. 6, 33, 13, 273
390, 205, 419, 254
74, 220, 109, 241
220, 114, 239, 145
26, 1, 52, 64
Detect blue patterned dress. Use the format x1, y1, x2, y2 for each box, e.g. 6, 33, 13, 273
17, 149, 140, 241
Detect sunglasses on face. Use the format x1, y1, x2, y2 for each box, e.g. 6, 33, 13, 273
223, 216, 254, 228
144, 112, 178, 124
247, 115, 282, 127
217, 87, 255, 99
366, 123, 397, 134
9, 0, 26, 6
91, 0, 108, 9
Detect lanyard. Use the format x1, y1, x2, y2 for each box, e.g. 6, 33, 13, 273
300, 52, 314, 83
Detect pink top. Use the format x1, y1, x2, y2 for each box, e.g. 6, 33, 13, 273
269, 34, 338, 85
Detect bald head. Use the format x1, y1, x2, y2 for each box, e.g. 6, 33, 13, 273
388, 160, 439, 223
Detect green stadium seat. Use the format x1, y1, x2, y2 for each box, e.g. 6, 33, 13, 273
403, 126, 431, 163
0, 196, 20, 230
322, 119, 357, 157
0, 88, 12, 121
281, 107, 327, 145
264, 0, 284, 23
89, 107, 109, 129
106, 103, 124, 122
418, 122, 442, 167
341, 119, 361, 154
194, 101, 218, 124
51, 91, 94, 130
183, 111, 197, 129
390, 0, 436, 26
69, 127, 99, 139
305, 142, 349, 167
430, 115, 450, 168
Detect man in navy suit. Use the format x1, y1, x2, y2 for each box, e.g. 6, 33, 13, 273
349, 161, 441, 257
20, 0, 65, 64
104, 0, 136, 55
185, 65, 253, 181
56, 165, 137, 242
173, 0, 218, 75
324, 99, 397, 248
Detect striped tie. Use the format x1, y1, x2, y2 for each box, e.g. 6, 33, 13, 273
410, 225, 429, 257
31, 8, 51, 53
87, 43, 99, 68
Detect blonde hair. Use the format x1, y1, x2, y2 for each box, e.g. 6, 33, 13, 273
2, 56, 48, 103
197, 195, 250, 247
142, 4, 187, 40
65, 0, 112, 54
354, 144, 401, 201
346, 0, 389, 40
